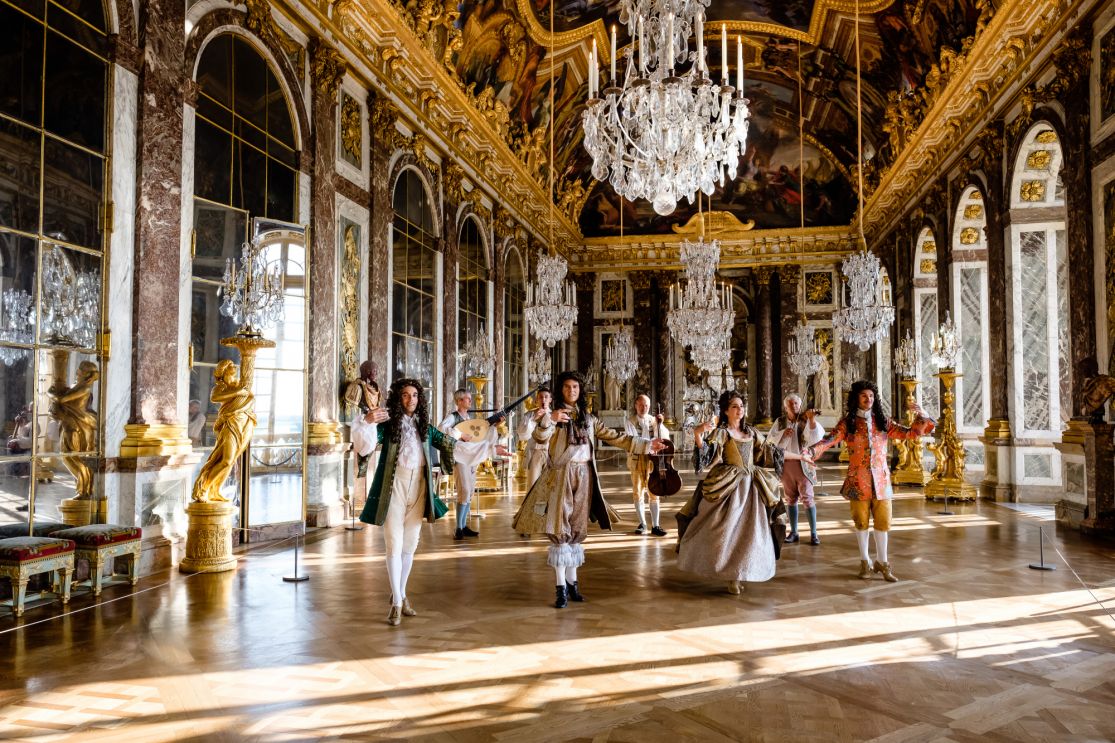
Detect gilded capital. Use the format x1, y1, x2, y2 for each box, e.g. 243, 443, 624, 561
444, 161, 467, 205
753, 266, 776, 287
310, 40, 347, 100
777, 265, 802, 286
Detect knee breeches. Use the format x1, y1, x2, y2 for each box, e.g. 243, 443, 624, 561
383, 465, 425, 556
849, 498, 891, 531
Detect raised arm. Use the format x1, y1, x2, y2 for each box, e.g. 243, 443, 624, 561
810, 419, 848, 459
595, 418, 649, 455
886, 412, 936, 440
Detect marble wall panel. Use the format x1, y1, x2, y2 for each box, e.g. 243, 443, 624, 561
958, 266, 985, 429
1019, 230, 1052, 432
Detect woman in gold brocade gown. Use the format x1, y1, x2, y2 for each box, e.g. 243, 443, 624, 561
676, 390, 807, 594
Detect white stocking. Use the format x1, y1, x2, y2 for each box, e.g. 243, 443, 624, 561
385, 555, 403, 606
873, 530, 889, 563
400, 552, 415, 600
634, 498, 646, 527
855, 529, 871, 561
564, 565, 578, 584
649, 500, 661, 528
553, 565, 566, 587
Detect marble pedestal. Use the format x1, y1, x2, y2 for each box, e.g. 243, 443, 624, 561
1056, 419, 1115, 534
980, 418, 1015, 501
179, 502, 237, 574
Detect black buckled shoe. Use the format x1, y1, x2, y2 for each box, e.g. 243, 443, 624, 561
454, 528, 464, 540
566, 582, 585, 602
651, 526, 667, 537
554, 585, 568, 609
461, 526, 480, 537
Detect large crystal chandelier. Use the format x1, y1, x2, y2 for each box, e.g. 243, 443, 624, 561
690, 336, 730, 375
930, 311, 960, 369
604, 326, 639, 383
786, 318, 823, 377
524, 252, 577, 347
461, 331, 495, 378
582, 1, 751, 215
40, 243, 99, 348
528, 345, 550, 386
667, 237, 733, 358
831, 248, 894, 351
220, 235, 285, 336
0, 288, 34, 365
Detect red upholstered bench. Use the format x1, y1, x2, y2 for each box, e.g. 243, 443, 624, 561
48, 525, 142, 597
0, 537, 75, 617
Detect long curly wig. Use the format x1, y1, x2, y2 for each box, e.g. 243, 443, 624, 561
555, 370, 590, 443
385, 377, 429, 443
716, 390, 749, 434
842, 379, 888, 433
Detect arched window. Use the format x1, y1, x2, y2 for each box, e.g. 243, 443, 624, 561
951, 187, 990, 467
912, 227, 940, 417
457, 216, 490, 369
1008, 123, 1068, 484
391, 169, 439, 412
503, 245, 526, 403
0, 0, 110, 527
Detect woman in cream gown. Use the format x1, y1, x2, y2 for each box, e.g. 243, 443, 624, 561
676, 390, 807, 594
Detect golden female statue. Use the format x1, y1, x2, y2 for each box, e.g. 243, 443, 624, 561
191, 355, 259, 503
50, 360, 99, 499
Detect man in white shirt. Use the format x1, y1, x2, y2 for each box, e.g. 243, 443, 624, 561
768, 393, 825, 545
187, 399, 206, 447
515, 387, 552, 489
624, 394, 670, 536
439, 389, 480, 539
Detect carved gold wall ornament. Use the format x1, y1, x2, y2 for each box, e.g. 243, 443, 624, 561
963, 204, 983, 219
920, 259, 937, 274
340, 93, 362, 165
556, 179, 588, 224
1020, 180, 1046, 202
804, 271, 834, 304
1035, 130, 1058, 143
1026, 149, 1052, 170
444, 161, 467, 205
959, 227, 980, 245
340, 223, 360, 383
310, 41, 347, 100
922, 240, 937, 254
969, 191, 982, 200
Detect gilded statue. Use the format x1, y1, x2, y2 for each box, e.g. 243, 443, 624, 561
50, 360, 99, 499
191, 357, 259, 502
1082, 375, 1115, 423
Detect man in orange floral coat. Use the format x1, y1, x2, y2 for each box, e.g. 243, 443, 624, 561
810, 380, 934, 582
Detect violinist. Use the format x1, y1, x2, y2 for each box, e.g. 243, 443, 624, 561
768, 394, 825, 545
625, 394, 670, 536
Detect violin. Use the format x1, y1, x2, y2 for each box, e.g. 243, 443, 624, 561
647, 403, 683, 497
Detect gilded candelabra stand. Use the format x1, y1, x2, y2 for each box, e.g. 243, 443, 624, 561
182, 234, 284, 574
893, 377, 930, 486
925, 368, 979, 501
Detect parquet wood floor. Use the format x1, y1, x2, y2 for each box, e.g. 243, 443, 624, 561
2, 462, 1114, 742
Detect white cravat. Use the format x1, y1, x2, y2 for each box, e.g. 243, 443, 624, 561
858, 409, 875, 461
397, 414, 426, 470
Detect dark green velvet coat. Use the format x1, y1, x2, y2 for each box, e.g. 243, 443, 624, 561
358, 423, 455, 526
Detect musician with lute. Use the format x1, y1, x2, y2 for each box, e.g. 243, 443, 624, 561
625, 394, 672, 536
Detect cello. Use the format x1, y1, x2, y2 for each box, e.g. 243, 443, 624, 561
647, 404, 683, 497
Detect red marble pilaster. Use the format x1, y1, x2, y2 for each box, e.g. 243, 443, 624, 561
753, 267, 775, 425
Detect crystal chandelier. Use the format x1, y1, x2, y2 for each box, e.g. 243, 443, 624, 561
895, 329, 919, 378
40, 243, 99, 348
0, 288, 34, 365
667, 237, 734, 356
786, 318, 823, 377
461, 332, 495, 378
831, 248, 894, 351
528, 345, 550, 385
524, 252, 577, 348
604, 326, 639, 383
582, 2, 751, 215
220, 236, 285, 336
690, 336, 730, 375
930, 311, 960, 369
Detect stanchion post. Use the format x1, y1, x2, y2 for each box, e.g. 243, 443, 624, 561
345, 495, 364, 531
1028, 525, 1056, 571
938, 492, 954, 516
283, 530, 310, 582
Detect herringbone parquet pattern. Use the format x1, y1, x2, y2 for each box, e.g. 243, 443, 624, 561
1, 462, 1113, 742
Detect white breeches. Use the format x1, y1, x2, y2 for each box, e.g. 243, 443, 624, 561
383, 465, 425, 557
454, 465, 477, 506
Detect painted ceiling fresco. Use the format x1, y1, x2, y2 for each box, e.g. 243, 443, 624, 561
435, 0, 990, 235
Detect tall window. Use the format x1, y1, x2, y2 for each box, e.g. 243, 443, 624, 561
912, 228, 939, 417
503, 246, 526, 403
0, 0, 109, 529
951, 187, 990, 457
391, 169, 438, 412
457, 217, 489, 369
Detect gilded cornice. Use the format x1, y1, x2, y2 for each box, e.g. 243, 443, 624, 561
289, 0, 581, 251
863, 0, 1080, 240
573, 226, 857, 272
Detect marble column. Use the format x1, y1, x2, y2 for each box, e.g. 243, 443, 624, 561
753, 267, 775, 425
367, 95, 397, 368
979, 131, 1014, 501
653, 273, 675, 421
491, 229, 506, 408
574, 272, 595, 380
304, 40, 347, 526
630, 272, 654, 398
115, 0, 196, 574
776, 266, 801, 403
441, 225, 459, 413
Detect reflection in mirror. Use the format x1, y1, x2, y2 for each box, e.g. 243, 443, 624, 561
0, 459, 31, 537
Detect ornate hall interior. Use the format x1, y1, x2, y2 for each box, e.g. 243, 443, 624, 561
1, 0, 1115, 739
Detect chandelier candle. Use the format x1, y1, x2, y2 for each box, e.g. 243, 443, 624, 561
611, 25, 617, 82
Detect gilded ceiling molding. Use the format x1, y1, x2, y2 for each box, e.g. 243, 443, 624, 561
864, 0, 1080, 240
310, 38, 347, 98
287, 0, 581, 252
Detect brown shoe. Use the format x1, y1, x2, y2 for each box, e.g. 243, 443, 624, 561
387, 605, 402, 626
401, 598, 417, 617
873, 560, 899, 582
857, 560, 872, 579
